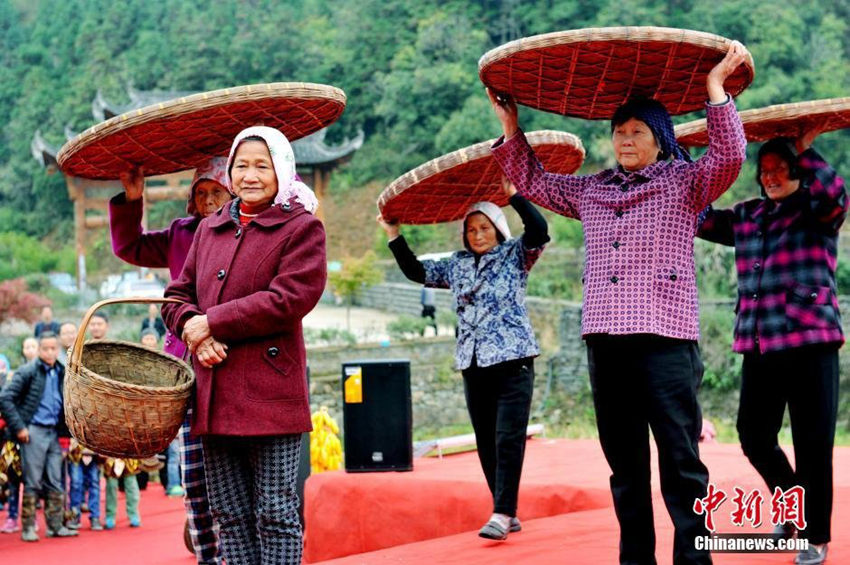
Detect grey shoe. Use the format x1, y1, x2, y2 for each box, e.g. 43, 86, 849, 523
91, 518, 104, 531
21, 525, 39, 542
66, 514, 81, 530
46, 525, 79, 537
478, 518, 508, 541
795, 544, 828, 565
509, 517, 522, 532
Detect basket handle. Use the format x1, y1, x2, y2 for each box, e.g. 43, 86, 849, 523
70, 297, 185, 368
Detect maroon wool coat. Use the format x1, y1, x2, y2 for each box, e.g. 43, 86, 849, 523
162, 200, 326, 436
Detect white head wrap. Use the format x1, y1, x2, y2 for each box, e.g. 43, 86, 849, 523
225, 126, 319, 214
462, 201, 511, 252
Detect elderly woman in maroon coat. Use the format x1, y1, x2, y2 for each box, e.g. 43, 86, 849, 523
109, 158, 230, 564
162, 126, 327, 565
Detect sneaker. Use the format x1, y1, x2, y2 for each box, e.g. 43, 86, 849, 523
795, 544, 828, 565
46, 525, 79, 538
91, 518, 103, 531
65, 515, 81, 530
21, 525, 38, 542
166, 485, 185, 497
0, 517, 19, 533
104, 517, 115, 530
129, 516, 141, 528
478, 518, 509, 541
509, 517, 522, 533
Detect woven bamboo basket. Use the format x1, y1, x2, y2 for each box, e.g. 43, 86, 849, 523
57, 82, 347, 180
378, 130, 584, 224
64, 298, 194, 458
675, 97, 850, 147
479, 26, 755, 119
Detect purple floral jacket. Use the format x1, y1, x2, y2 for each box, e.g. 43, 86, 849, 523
492, 99, 746, 341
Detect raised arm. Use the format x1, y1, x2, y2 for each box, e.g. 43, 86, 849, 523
109, 167, 170, 268
686, 41, 750, 211
487, 89, 591, 219
798, 146, 847, 232
378, 215, 450, 288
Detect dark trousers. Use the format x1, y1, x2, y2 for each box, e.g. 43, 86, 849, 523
203, 434, 302, 565
587, 335, 711, 565
738, 344, 839, 545
21, 424, 63, 496
462, 357, 534, 516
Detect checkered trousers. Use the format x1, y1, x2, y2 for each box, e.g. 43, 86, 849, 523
181, 408, 221, 564
202, 434, 303, 565
698, 148, 847, 353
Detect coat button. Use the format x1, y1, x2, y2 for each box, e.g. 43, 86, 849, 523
752, 293, 759, 300
235, 228, 242, 238
615, 210, 624, 218
810, 292, 818, 301
620, 186, 628, 193
612, 241, 620, 249
268, 347, 279, 357
753, 262, 760, 271
610, 276, 619, 283
217, 269, 225, 280
670, 274, 678, 281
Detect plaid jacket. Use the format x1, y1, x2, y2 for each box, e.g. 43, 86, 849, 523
698, 148, 847, 353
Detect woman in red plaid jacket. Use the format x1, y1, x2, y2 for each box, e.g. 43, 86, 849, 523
698, 129, 846, 565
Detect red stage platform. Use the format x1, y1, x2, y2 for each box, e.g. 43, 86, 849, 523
307, 439, 850, 565
1, 439, 847, 564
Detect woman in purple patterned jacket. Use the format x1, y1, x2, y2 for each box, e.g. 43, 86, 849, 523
698, 131, 846, 565
487, 42, 749, 565
109, 159, 230, 564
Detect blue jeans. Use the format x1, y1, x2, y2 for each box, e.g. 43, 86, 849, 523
6, 479, 20, 519
167, 438, 182, 489
69, 461, 101, 520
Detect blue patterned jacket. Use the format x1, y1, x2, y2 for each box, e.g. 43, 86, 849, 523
422, 237, 544, 369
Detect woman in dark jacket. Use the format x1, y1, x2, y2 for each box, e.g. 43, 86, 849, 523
698, 129, 846, 565
162, 126, 327, 565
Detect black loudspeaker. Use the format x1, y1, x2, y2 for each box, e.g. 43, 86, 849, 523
342, 359, 412, 472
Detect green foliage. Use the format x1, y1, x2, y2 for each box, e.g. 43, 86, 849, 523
0, 0, 848, 280
328, 251, 384, 303
304, 327, 358, 347
387, 314, 429, 340
698, 303, 741, 392
0, 232, 74, 280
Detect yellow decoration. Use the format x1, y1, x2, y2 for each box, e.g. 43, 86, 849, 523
310, 407, 343, 473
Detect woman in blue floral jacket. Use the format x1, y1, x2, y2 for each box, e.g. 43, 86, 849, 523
378, 183, 548, 541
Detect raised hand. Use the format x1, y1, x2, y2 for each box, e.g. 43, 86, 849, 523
376, 214, 401, 239
486, 88, 519, 139
706, 40, 750, 104
796, 121, 827, 153
119, 166, 145, 201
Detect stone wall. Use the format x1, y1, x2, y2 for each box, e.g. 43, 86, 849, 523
334, 283, 850, 435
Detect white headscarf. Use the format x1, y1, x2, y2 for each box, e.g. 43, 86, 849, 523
461, 201, 512, 252
225, 126, 319, 214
